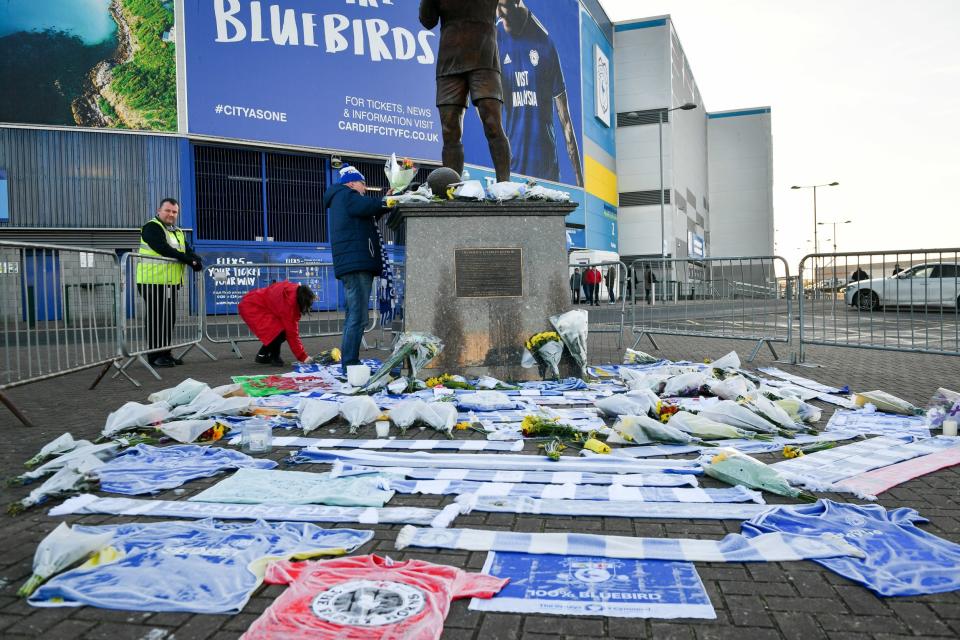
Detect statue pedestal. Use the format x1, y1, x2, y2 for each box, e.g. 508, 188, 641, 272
389, 202, 576, 380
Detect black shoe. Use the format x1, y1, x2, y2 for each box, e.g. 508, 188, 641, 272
255, 354, 273, 365
152, 355, 176, 368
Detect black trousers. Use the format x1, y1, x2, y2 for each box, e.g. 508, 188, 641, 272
137, 284, 177, 359
258, 332, 286, 359
571, 287, 580, 304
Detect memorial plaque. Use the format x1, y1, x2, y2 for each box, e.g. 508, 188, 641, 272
455, 248, 523, 298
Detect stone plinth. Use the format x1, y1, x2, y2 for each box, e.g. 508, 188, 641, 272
389, 201, 576, 380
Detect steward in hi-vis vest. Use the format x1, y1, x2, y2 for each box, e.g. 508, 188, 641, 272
137, 218, 187, 286
136, 198, 202, 369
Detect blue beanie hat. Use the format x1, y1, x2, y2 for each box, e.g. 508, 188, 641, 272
338, 165, 366, 185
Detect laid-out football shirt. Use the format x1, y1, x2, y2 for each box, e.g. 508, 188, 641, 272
497, 14, 565, 182
242, 555, 508, 639
742, 500, 960, 596
29, 519, 373, 613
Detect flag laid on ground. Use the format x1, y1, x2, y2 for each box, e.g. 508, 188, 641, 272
833, 447, 960, 498
189, 468, 394, 508
770, 436, 960, 489
469, 552, 715, 619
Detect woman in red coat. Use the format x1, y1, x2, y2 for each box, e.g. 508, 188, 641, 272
238, 282, 316, 366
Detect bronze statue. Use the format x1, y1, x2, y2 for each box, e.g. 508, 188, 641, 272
419, 0, 511, 183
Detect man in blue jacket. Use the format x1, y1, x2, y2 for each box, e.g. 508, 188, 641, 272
324, 165, 391, 374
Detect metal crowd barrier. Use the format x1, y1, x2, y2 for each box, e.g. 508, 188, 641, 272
0, 241, 123, 426
202, 262, 379, 358
567, 261, 628, 360
628, 256, 792, 362
798, 248, 960, 360
117, 252, 214, 383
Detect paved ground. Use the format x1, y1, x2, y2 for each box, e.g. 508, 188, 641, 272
1, 331, 959, 640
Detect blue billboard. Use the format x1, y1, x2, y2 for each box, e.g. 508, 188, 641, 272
184, 0, 585, 188
185, 0, 443, 160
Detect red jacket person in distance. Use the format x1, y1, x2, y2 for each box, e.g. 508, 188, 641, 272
238, 282, 316, 366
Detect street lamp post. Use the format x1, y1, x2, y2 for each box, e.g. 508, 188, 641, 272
791, 181, 839, 256
659, 103, 698, 259
817, 219, 852, 254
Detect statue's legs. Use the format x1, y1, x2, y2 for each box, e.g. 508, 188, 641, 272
439, 106, 466, 177
476, 98, 511, 183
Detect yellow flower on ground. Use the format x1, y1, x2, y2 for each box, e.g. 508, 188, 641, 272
782, 445, 805, 459
454, 421, 471, 431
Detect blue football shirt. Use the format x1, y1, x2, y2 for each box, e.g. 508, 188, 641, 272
497, 14, 565, 182
29, 519, 373, 613
742, 500, 960, 596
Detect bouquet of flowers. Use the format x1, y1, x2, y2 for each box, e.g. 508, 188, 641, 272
704, 449, 816, 502
18, 523, 113, 597
550, 310, 589, 379
520, 414, 581, 439
385, 154, 418, 193
23, 433, 92, 470
364, 332, 443, 390
426, 373, 475, 390
522, 331, 564, 380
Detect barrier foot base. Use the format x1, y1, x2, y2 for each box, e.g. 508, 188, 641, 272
747, 339, 779, 363
136, 355, 163, 381
111, 357, 143, 388
0, 391, 35, 428
230, 341, 243, 359
631, 331, 660, 352
176, 343, 218, 363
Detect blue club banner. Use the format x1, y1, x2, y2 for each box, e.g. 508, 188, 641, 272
185, 0, 443, 159
469, 551, 716, 619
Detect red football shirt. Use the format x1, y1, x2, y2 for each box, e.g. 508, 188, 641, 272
242, 555, 508, 639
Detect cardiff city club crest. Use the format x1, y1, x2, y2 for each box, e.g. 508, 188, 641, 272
311, 580, 426, 627
597, 56, 610, 114
529, 49, 540, 67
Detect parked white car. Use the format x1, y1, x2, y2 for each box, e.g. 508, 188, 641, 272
844, 263, 960, 311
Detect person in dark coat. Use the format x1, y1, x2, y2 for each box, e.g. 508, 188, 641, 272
850, 267, 869, 282
239, 282, 316, 366
324, 165, 391, 374
892, 264, 904, 276
570, 268, 582, 304
605, 265, 617, 304
644, 266, 655, 304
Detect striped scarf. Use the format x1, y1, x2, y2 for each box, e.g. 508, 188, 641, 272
375, 225, 400, 325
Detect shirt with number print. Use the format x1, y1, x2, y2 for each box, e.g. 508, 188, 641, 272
242, 555, 508, 639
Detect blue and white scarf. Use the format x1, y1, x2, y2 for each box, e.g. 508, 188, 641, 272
395, 525, 863, 562
375, 226, 400, 325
